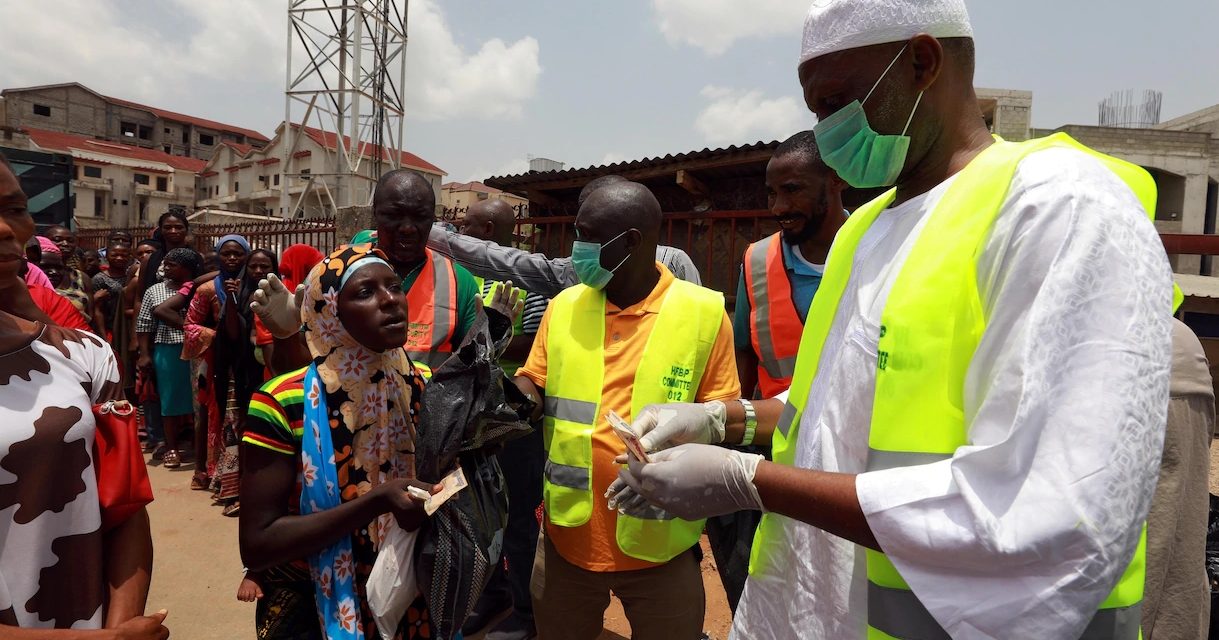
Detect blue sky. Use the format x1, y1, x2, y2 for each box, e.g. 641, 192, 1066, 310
1, 1, 1215, 183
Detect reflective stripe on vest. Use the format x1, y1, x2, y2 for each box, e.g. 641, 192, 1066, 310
404, 249, 458, 370
744, 232, 802, 396
750, 133, 1167, 637
543, 276, 723, 562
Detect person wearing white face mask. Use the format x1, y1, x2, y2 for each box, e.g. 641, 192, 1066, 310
511, 181, 741, 639
609, 1, 1181, 638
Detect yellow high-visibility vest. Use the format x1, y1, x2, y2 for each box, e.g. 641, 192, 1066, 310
542, 276, 723, 562
751, 133, 1174, 639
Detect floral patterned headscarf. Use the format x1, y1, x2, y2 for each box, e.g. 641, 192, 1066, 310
300, 243, 418, 493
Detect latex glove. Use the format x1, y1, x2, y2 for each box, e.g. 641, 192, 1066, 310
614, 444, 764, 520
634, 401, 728, 453
486, 280, 525, 326
605, 458, 659, 517
250, 273, 305, 339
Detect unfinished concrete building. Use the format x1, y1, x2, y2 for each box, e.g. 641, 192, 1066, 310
0, 83, 269, 160
1044, 105, 1219, 274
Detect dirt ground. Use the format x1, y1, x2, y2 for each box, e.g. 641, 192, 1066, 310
144, 460, 734, 639
144, 461, 250, 639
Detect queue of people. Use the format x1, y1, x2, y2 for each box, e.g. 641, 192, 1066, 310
1, 1, 1215, 639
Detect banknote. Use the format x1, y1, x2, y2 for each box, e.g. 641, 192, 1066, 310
422, 466, 468, 516
607, 410, 650, 463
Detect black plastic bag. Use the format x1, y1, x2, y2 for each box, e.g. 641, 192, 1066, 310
413, 312, 535, 640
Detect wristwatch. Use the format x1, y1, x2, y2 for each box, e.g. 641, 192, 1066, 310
739, 398, 757, 446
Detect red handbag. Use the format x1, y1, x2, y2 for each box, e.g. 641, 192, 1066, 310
93, 400, 154, 531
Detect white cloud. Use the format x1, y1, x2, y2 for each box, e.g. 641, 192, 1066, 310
0, 1, 284, 108
599, 152, 629, 165
694, 85, 809, 146
0, 0, 539, 132
652, 0, 808, 56
405, 0, 541, 120
461, 157, 530, 183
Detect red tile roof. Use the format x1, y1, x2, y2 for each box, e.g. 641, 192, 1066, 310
294, 124, 444, 176
442, 181, 501, 194
106, 96, 270, 143
25, 126, 208, 173
219, 141, 255, 156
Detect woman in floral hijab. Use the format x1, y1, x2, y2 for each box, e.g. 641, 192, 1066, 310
239, 244, 440, 640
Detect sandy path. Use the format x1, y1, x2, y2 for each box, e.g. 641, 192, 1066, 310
143, 459, 734, 639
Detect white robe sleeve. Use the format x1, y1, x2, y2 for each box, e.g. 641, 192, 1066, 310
854, 148, 1174, 638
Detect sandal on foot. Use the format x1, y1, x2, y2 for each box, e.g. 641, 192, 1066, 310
163, 450, 182, 469
222, 502, 241, 517
190, 473, 211, 490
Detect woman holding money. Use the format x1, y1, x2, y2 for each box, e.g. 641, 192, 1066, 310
238, 244, 442, 640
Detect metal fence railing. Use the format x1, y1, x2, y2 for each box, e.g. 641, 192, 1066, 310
77, 209, 776, 302
78, 217, 337, 256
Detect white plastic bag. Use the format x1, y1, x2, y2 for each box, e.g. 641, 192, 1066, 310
367, 519, 420, 639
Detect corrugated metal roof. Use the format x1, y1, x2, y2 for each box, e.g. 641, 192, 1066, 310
485, 140, 779, 188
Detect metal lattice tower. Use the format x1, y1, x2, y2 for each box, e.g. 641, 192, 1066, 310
282, 0, 408, 217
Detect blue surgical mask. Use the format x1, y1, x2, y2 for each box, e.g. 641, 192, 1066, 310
813, 44, 924, 188
571, 230, 631, 290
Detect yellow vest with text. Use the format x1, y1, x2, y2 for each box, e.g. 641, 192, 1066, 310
750, 133, 1176, 640
543, 277, 723, 563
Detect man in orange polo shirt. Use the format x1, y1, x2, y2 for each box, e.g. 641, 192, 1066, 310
514, 182, 739, 639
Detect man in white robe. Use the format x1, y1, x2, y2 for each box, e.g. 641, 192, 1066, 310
609, 1, 1175, 638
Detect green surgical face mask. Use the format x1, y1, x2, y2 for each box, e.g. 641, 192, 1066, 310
812, 44, 924, 189
571, 230, 630, 290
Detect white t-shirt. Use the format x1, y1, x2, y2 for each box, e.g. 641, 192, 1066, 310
733, 147, 1174, 639
0, 325, 122, 629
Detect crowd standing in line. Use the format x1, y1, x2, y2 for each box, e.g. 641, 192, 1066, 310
2, 1, 1218, 639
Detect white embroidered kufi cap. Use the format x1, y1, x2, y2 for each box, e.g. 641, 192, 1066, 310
800, 0, 973, 65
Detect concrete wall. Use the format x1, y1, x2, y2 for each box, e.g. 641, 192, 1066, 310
1157, 104, 1219, 139
977, 88, 1033, 142
4, 85, 109, 138
2, 86, 263, 160
1056, 124, 1215, 273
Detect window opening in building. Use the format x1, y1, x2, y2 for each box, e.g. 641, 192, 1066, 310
273, 174, 280, 186
137, 125, 152, 140
33, 104, 51, 117
134, 174, 150, 186
181, 129, 189, 144
93, 194, 103, 217
199, 133, 215, 146
163, 145, 172, 154
83, 166, 102, 179
120, 122, 137, 137
156, 176, 168, 192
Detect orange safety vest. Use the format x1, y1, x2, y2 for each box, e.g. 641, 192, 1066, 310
743, 232, 803, 396
404, 248, 458, 370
